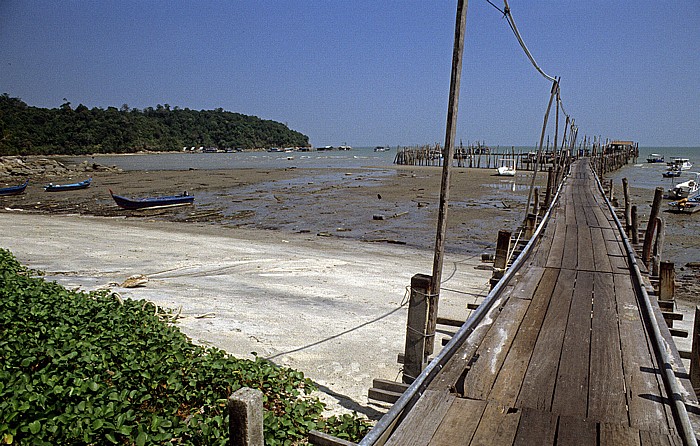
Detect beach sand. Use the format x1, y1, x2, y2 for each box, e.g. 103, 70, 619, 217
1, 162, 698, 418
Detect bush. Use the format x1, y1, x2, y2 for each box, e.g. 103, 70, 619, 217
0, 249, 369, 445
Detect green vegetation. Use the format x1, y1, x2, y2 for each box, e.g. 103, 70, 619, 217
0, 249, 369, 445
0, 94, 310, 155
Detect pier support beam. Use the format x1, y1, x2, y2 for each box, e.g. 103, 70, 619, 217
642, 187, 664, 266
403, 274, 431, 384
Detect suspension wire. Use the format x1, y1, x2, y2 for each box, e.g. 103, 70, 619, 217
502, 0, 556, 83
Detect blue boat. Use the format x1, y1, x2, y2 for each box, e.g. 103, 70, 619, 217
44, 178, 92, 192
0, 179, 29, 196
109, 189, 194, 210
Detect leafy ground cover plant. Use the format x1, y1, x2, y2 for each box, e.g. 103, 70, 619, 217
0, 249, 370, 445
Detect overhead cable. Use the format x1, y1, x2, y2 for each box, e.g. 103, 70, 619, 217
502, 0, 556, 83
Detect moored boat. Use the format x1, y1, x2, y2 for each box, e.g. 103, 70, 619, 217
669, 192, 700, 214
667, 157, 692, 171
44, 178, 91, 192
496, 159, 516, 177
109, 189, 194, 210
646, 153, 664, 163
0, 179, 29, 196
667, 174, 699, 199
662, 169, 682, 178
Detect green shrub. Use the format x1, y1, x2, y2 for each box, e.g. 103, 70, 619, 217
0, 249, 369, 445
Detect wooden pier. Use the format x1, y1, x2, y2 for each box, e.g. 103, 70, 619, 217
360, 158, 698, 445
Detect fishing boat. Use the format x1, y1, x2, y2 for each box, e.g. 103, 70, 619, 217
374, 146, 391, 152
662, 168, 682, 178
0, 179, 29, 196
667, 174, 699, 199
669, 192, 700, 214
496, 159, 516, 177
646, 153, 664, 163
667, 157, 692, 171
109, 189, 194, 210
44, 178, 91, 192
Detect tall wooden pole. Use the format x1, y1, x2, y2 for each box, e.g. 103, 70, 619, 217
427, 0, 468, 356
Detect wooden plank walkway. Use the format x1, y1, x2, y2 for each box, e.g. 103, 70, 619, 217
378, 159, 697, 445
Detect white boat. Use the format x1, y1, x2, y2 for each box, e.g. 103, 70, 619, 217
496, 159, 516, 176
667, 157, 692, 171
374, 146, 391, 152
667, 173, 699, 199
669, 192, 700, 214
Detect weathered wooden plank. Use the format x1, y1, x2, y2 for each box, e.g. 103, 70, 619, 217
551, 270, 594, 418
555, 415, 597, 445
591, 226, 613, 273
488, 268, 560, 407
561, 221, 578, 270
517, 268, 576, 411
383, 390, 454, 446
545, 205, 567, 269
599, 422, 641, 446
577, 224, 596, 271
429, 397, 487, 446
468, 401, 521, 446
462, 296, 531, 400
639, 430, 677, 446
588, 272, 628, 423
512, 407, 557, 446
612, 273, 674, 431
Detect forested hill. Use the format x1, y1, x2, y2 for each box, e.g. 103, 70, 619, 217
0, 94, 310, 155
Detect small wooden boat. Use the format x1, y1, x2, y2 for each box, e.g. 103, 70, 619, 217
0, 179, 29, 196
669, 193, 700, 214
44, 178, 92, 192
109, 189, 194, 210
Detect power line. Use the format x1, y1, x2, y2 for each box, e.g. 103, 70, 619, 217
502, 0, 556, 83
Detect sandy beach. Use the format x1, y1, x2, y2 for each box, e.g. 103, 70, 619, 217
1, 159, 698, 419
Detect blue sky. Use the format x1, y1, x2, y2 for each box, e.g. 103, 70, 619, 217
1, 1, 698, 148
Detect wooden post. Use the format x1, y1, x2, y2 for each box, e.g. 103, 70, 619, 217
659, 261, 675, 301
494, 230, 512, 271
631, 205, 639, 244
652, 216, 665, 276
544, 167, 553, 208
691, 306, 700, 394
229, 387, 264, 446
622, 178, 631, 236
429, 0, 468, 357
533, 187, 540, 216
403, 274, 431, 384
608, 179, 614, 202
642, 187, 664, 265
524, 214, 536, 239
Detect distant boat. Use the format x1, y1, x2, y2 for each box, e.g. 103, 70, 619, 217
663, 169, 682, 178
646, 153, 664, 163
374, 146, 391, 152
0, 179, 29, 196
669, 192, 700, 214
338, 145, 352, 151
496, 159, 516, 177
667, 157, 692, 171
109, 189, 194, 210
44, 178, 91, 192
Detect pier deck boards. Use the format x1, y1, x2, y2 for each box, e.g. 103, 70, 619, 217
381, 160, 695, 445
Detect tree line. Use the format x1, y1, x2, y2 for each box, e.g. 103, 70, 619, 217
0, 94, 310, 155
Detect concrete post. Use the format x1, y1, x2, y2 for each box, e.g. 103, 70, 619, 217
229, 387, 264, 446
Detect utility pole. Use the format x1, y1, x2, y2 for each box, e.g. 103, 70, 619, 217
427, 0, 468, 356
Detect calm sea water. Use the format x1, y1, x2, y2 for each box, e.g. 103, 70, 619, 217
610, 146, 700, 191
66, 147, 399, 171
